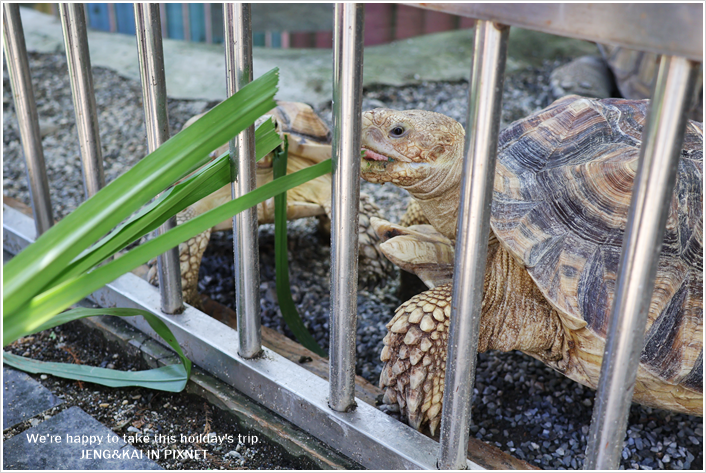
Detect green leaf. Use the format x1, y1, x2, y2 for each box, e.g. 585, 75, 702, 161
3, 159, 333, 345
3, 69, 279, 316
52, 119, 282, 287
273, 137, 327, 357
4, 307, 191, 392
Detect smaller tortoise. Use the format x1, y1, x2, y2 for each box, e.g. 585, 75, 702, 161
146, 102, 393, 306
360, 96, 703, 434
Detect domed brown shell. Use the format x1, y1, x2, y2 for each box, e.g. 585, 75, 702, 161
491, 95, 703, 393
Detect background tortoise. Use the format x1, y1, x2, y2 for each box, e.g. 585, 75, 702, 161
147, 102, 392, 306
360, 96, 703, 434
597, 44, 703, 121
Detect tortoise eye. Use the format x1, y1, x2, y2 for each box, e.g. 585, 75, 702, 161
390, 126, 406, 137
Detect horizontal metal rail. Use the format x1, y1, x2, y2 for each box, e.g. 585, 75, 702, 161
412, 3, 703, 61
1, 205, 481, 470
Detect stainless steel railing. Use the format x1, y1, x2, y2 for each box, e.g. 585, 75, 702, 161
224, 3, 262, 359
438, 20, 510, 469
584, 56, 699, 469
3, 2, 702, 470
59, 3, 106, 199
411, 2, 702, 470
2, 4, 54, 235
329, 3, 365, 414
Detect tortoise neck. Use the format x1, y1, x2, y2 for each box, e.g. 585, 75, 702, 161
403, 157, 463, 240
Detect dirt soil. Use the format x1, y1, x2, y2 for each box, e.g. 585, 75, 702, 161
4, 320, 323, 470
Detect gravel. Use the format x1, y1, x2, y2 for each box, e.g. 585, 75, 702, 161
4, 321, 320, 470
3, 51, 702, 470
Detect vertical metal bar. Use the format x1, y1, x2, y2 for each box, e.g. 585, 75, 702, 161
134, 3, 184, 315
438, 20, 510, 470
224, 3, 262, 359
159, 3, 167, 38
585, 55, 699, 470
328, 3, 364, 413
3, 3, 54, 235
82, 3, 89, 28
59, 3, 106, 199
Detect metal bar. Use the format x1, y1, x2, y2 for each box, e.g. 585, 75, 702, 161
159, 3, 167, 38
224, 3, 262, 359
329, 2, 364, 413
438, 20, 510, 470
2, 204, 482, 470
585, 56, 699, 470
2, 3, 54, 235
410, 3, 703, 61
59, 3, 106, 199
134, 3, 184, 315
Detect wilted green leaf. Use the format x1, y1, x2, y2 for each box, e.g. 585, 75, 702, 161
4, 307, 191, 392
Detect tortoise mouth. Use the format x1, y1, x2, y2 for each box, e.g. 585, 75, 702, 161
362, 147, 395, 163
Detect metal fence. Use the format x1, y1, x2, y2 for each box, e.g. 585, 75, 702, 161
3, 2, 703, 470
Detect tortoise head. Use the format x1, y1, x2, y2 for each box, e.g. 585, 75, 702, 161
360, 109, 465, 192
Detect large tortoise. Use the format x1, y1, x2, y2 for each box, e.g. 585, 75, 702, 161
360, 96, 703, 434
146, 102, 392, 306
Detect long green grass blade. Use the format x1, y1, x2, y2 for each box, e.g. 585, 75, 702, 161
273, 138, 327, 357
52, 120, 282, 287
3, 354, 188, 391
3, 69, 279, 316
4, 160, 333, 345
4, 307, 191, 392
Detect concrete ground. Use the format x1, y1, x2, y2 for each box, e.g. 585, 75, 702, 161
3, 367, 161, 470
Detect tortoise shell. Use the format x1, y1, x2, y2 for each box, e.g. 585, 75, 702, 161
491, 95, 703, 395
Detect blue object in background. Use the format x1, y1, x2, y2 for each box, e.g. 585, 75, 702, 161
114, 3, 135, 35
165, 3, 184, 40
86, 4, 110, 32
253, 32, 265, 47
81, 3, 282, 47
188, 3, 206, 42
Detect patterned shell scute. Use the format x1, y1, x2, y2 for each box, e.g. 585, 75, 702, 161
491, 96, 703, 388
